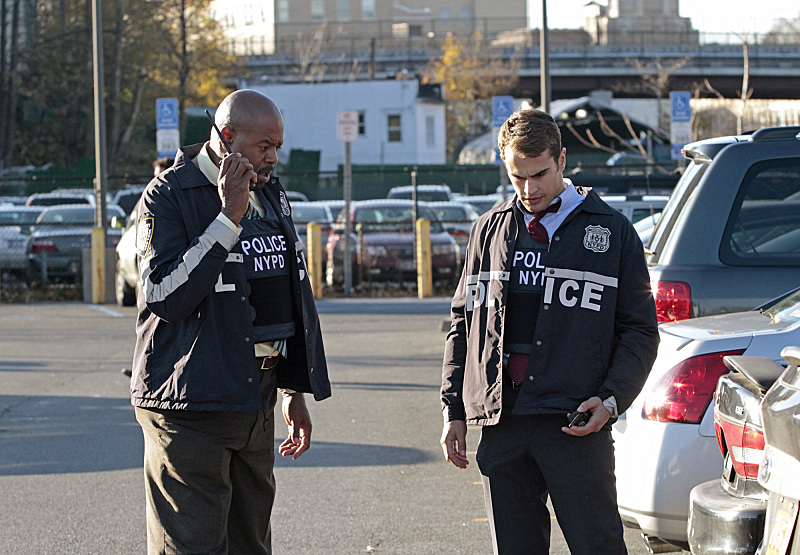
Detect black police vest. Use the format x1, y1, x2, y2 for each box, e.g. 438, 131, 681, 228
236, 205, 295, 343
505, 208, 550, 355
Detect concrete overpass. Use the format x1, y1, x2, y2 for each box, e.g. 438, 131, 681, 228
246, 42, 800, 101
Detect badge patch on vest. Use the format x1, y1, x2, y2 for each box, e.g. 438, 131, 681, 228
136, 217, 154, 257
583, 225, 610, 253
279, 191, 291, 217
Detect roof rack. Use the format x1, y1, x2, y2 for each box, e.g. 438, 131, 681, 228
750, 126, 800, 142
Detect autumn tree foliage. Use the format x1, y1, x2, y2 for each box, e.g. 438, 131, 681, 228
423, 33, 519, 163
6, 0, 234, 175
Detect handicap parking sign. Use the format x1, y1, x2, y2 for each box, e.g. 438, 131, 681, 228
156, 98, 179, 130
492, 96, 514, 128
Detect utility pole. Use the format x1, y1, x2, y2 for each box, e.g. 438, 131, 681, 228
91, 0, 108, 303
539, 0, 551, 113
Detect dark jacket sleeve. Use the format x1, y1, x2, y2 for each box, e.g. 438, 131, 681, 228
598, 221, 660, 413
137, 181, 239, 323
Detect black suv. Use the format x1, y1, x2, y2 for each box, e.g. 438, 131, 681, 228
647, 126, 800, 322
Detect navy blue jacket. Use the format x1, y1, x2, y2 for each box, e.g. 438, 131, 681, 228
130, 144, 330, 411
441, 187, 658, 425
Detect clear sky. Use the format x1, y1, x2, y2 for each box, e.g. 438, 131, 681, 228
528, 0, 800, 35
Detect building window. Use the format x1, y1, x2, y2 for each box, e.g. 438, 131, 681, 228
361, 0, 376, 20
277, 0, 289, 22
387, 114, 402, 142
425, 116, 435, 148
311, 0, 325, 20
459, 7, 473, 19
336, 0, 350, 20
358, 112, 366, 136
440, 8, 452, 19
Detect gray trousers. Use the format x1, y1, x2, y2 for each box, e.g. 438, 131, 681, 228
476, 413, 626, 555
135, 368, 278, 555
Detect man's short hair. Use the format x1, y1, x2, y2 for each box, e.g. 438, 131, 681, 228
498, 109, 562, 162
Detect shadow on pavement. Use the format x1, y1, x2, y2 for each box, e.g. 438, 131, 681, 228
273, 439, 435, 468
0, 394, 142, 476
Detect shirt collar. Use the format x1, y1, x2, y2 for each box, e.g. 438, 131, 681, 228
516, 178, 582, 217
196, 143, 220, 185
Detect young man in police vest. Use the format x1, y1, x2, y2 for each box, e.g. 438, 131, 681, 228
440, 109, 659, 554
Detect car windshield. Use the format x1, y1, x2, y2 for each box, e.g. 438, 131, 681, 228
292, 205, 330, 223
36, 206, 123, 225
762, 289, 800, 325
0, 209, 43, 225
345, 205, 444, 233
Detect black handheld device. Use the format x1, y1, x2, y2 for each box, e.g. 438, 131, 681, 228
567, 409, 591, 428
204, 109, 258, 191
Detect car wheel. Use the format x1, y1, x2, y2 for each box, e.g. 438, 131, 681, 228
115, 258, 136, 306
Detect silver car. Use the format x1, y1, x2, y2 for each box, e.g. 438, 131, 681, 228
27, 204, 125, 284
0, 206, 45, 277
613, 286, 800, 551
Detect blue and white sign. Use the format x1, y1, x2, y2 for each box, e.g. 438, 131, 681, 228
670, 91, 692, 123
492, 96, 514, 128
156, 98, 179, 158
670, 91, 692, 160
156, 98, 179, 130
492, 96, 514, 165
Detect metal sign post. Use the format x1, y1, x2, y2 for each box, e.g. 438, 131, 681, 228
337, 110, 358, 297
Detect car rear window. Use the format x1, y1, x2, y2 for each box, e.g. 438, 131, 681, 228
720, 158, 800, 266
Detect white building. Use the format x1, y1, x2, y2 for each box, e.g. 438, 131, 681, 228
243, 78, 447, 171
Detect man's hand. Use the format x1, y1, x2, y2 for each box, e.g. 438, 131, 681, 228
441, 420, 469, 469
217, 152, 255, 225
561, 396, 611, 436
278, 392, 312, 460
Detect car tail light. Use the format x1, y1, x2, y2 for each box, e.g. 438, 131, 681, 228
32, 241, 58, 253
643, 350, 745, 424
717, 418, 766, 479
652, 280, 692, 322
449, 229, 469, 237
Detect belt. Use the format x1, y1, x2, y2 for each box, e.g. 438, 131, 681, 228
256, 355, 280, 371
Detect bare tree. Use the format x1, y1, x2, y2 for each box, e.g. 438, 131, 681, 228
625, 56, 693, 129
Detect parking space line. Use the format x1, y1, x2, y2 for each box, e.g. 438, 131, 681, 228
89, 304, 124, 318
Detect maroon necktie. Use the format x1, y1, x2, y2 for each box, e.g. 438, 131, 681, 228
526, 199, 562, 243
508, 353, 530, 386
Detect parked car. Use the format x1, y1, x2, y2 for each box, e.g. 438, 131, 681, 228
0, 206, 45, 277
325, 199, 458, 286
599, 193, 669, 224
633, 211, 661, 244
111, 185, 146, 217
25, 190, 95, 207
647, 126, 800, 322
461, 194, 502, 215
386, 184, 453, 202
758, 345, 800, 555
613, 286, 800, 552
291, 201, 334, 269
426, 201, 479, 262
284, 190, 308, 202
317, 199, 345, 219
115, 200, 140, 306
27, 204, 125, 284
687, 352, 786, 555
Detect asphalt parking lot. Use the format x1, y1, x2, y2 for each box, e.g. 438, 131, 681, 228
0, 299, 666, 554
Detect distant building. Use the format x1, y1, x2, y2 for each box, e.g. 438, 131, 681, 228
241, 78, 447, 171
582, 0, 698, 46
211, 0, 527, 56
